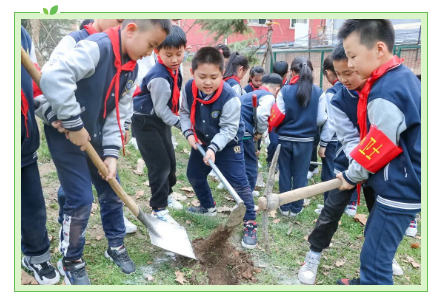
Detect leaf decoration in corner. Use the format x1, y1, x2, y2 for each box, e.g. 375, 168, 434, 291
50, 5, 58, 15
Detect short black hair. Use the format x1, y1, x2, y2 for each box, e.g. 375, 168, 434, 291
262, 73, 283, 87
322, 55, 335, 76
250, 66, 265, 77
331, 41, 347, 61
338, 19, 395, 52
157, 25, 187, 50
216, 44, 231, 59
192, 47, 224, 73
122, 19, 171, 34
80, 19, 94, 30
273, 61, 289, 78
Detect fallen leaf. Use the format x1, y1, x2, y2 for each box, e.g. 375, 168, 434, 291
312, 219, 317, 224
335, 260, 346, 267
322, 265, 332, 270
182, 148, 190, 154
143, 181, 150, 186
186, 193, 195, 198
224, 196, 234, 202
253, 268, 262, 274
304, 235, 308, 241
143, 274, 154, 282
180, 187, 194, 193
135, 190, 145, 199
338, 220, 342, 226
405, 256, 416, 263
147, 261, 153, 264
171, 192, 187, 202
53, 247, 59, 254
96, 235, 102, 241
133, 158, 145, 175
175, 271, 187, 285
93, 225, 98, 229
91, 203, 98, 212
273, 219, 280, 224
251, 277, 258, 283
411, 243, 420, 249
411, 261, 421, 268
125, 149, 131, 156
354, 214, 368, 226
186, 220, 192, 225
322, 272, 328, 276
303, 199, 311, 207
415, 236, 421, 240
323, 255, 328, 260
21, 269, 38, 285
258, 264, 267, 268
294, 221, 301, 225
274, 265, 281, 269
405, 276, 410, 282
191, 199, 200, 207
217, 206, 233, 213
316, 280, 324, 285
85, 241, 91, 245
269, 210, 277, 218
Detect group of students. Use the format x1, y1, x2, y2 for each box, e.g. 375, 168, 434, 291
21, 18, 421, 286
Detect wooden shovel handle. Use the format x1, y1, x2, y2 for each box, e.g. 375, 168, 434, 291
20, 46, 140, 216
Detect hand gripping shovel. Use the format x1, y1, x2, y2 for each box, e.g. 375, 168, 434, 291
196, 144, 246, 228
21, 47, 196, 259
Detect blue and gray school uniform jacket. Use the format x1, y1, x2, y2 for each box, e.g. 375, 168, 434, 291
180, 79, 244, 154
343, 64, 421, 208
275, 83, 326, 142
21, 26, 39, 168
224, 78, 243, 96
40, 30, 138, 159
133, 62, 181, 127
329, 87, 360, 175
243, 83, 258, 94
240, 90, 275, 137
319, 81, 343, 147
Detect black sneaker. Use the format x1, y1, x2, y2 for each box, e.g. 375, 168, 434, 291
22, 256, 60, 285
105, 245, 136, 274
57, 258, 91, 285
187, 206, 217, 216
337, 277, 361, 285
241, 221, 258, 249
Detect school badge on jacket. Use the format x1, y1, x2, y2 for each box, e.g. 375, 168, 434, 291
234, 145, 241, 154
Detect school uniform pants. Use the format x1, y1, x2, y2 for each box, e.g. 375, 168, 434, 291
132, 114, 176, 210
320, 141, 338, 201
187, 141, 256, 221
243, 137, 258, 191
308, 185, 375, 253
308, 131, 320, 172
360, 200, 420, 285
266, 131, 279, 164
21, 161, 52, 263
278, 140, 313, 213
44, 125, 125, 261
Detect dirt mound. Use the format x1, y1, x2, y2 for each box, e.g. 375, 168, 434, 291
181, 227, 259, 285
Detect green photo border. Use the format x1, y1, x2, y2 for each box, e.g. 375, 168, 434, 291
15, 12, 428, 292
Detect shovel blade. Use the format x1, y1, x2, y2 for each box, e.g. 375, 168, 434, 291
137, 211, 196, 259
225, 202, 246, 228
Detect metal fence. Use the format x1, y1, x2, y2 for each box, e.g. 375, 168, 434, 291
252, 44, 421, 91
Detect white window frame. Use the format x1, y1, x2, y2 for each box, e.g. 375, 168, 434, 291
289, 19, 308, 29
247, 19, 269, 27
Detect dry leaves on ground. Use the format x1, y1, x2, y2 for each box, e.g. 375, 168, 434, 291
411, 243, 420, 249
180, 187, 194, 193
175, 271, 188, 285
172, 192, 187, 202
21, 269, 38, 285
335, 260, 346, 267
354, 214, 368, 226
133, 158, 145, 175
272, 219, 280, 224
269, 210, 277, 218
143, 181, 150, 186
96, 236, 103, 241
191, 199, 200, 207
135, 190, 145, 199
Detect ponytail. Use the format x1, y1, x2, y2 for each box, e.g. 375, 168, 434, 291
290, 57, 313, 108
223, 52, 249, 79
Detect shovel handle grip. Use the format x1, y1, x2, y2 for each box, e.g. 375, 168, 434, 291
196, 143, 244, 206
21, 47, 140, 216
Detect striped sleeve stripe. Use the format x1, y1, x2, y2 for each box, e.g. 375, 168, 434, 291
103, 148, 119, 159
61, 117, 84, 129
377, 196, 421, 210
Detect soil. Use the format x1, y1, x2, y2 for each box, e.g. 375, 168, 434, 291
179, 227, 259, 285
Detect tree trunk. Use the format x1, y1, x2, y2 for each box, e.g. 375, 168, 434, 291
263, 20, 273, 73
29, 19, 44, 67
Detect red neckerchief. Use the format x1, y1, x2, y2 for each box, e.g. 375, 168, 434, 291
83, 24, 98, 36
288, 75, 300, 85
355, 55, 403, 205
258, 85, 270, 92
103, 26, 137, 156
157, 55, 180, 115
190, 80, 224, 143
282, 78, 287, 85
332, 79, 339, 85
21, 89, 29, 138
248, 82, 259, 91
223, 76, 240, 84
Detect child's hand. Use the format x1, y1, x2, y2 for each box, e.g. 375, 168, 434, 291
52, 120, 67, 133
318, 146, 326, 158
187, 135, 198, 150
66, 127, 91, 151
203, 149, 215, 166
336, 172, 355, 190
124, 130, 130, 145
255, 150, 260, 157
100, 157, 117, 181
254, 133, 262, 141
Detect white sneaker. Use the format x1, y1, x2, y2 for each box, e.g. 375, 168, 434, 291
279, 207, 303, 217
314, 208, 322, 215
151, 209, 179, 226
130, 138, 139, 150
298, 251, 321, 285
317, 204, 324, 210
392, 259, 404, 276
405, 219, 418, 237
167, 194, 184, 210
123, 216, 137, 234
289, 208, 303, 217
217, 182, 225, 190
307, 168, 319, 180
252, 191, 260, 197
345, 202, 357, 217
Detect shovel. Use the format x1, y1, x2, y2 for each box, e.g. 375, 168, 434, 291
252, 94, 265, 188
196, 144, 246, 228
21, 47, 196, 259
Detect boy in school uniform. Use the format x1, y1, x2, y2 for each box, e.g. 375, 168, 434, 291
21, 26, 60, 285
132, 25, 187, 224
240, 73, 283, 193
40, 19, 171, 285
336, 19, 421, 285
34, 19, 139, 234
180, 47, 258, 249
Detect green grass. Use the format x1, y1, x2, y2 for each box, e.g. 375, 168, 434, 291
24, 127, 422, 286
